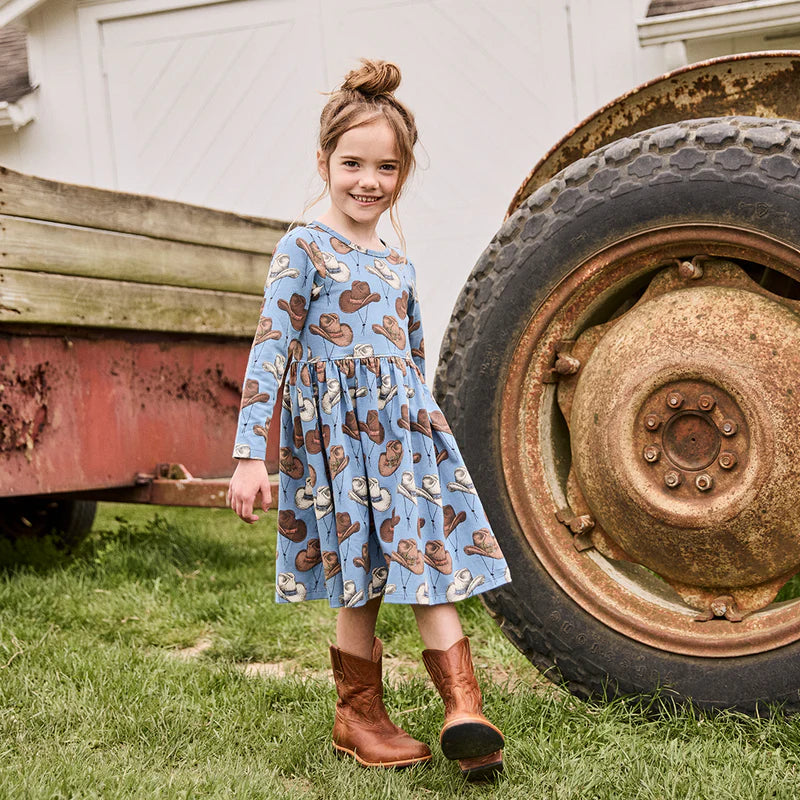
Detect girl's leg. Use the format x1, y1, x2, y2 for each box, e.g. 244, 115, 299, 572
336, 595, 382, 658
414, 602, 504, 780
330, 594, 431, 768
411, 602, 463, 650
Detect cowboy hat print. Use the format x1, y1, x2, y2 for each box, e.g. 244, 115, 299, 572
320, 380, 343, 415
423, 540, 452, 574
314, 486, 333, 520
378, 440, 404, 476
252, 421, 268, 443
322, 551, 342, 581
293, 416, 304, 449
340, 580, 365, 608
336, 511, 360, 543
411, 340, 425, 364
277, 294, 308, 331
463, 529, 504, 559
395, 290, 408, 319
232, 443, 251, 459
309, 313, 354, 346
278, 509, 307, 542
253, 316, 282, 345
277, 572, 307, 602
335, 358, 356, 379
342, 410, 360, 440
330, 236, 353, 255
372, 315, 406, 349
305, 424, 331, 454
281, 383, 292, 413
390, 355, 408, 376
297, 237, 351, 282
347, 384, 369, 405
340, 280, 381, 313
279, 447, 304, 479
434, 443, 448, 465
328, 444, 350, 478
295, 538, 322, 571
447, 466, 477, 494
294, 477, 315, 510
390, 539, 425, 574
348, 476, 392, 512
443, 505, 467, 538
265, 253, 300, 287
368, 566, 396, 599
377, 375, 398, 409
353, 543, 370, 571
429, 410, 452, 435
398, 471, 418, 504
415, 582, 430, 605
398, 404, 410, 430
240, 379, 270, 409
296, 388, 316, 422
365, 259, 401, 289
410, 409, 432, 438
358, 409, 385, 444
379, 507, 400, 543
445, 568, 485, 602
353, 343, 374, 358
418, 475, 444, 509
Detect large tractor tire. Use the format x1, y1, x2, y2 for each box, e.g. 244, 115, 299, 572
0, 497, 97, 551
435, 117, 800, 712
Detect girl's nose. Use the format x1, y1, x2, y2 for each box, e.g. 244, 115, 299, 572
359, 171, 379, 189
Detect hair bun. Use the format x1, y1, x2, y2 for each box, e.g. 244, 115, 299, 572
341, 58, 401, 97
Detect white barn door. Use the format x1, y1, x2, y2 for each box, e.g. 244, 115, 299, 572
97, 0, 324, 219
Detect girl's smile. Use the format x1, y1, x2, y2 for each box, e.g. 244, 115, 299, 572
317, 117, 400, 248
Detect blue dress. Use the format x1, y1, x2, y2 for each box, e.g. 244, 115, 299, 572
233, 221, 511, 608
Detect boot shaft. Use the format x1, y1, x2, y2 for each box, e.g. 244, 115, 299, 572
330, 638, 385, 715
422, 636, 483, 716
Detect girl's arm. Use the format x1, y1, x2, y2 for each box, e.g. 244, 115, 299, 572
407, 262, 427, 381
229, 229, 312, 522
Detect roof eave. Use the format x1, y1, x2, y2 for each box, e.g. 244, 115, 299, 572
0, 0, 49, 28
638, 0, 800, 45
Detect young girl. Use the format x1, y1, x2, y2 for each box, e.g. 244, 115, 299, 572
228, 58, 511, 779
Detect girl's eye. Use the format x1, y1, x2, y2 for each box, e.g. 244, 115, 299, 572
380, 164, 397, 171
343, 160, 359, 168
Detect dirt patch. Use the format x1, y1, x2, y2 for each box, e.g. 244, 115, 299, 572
171, 637, 213, 660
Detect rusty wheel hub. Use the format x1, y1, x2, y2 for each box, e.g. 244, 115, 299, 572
502, 228, 800, 656
570, 264, 800, 614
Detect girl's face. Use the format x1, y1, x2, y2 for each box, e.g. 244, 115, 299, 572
317, 116, 400, 234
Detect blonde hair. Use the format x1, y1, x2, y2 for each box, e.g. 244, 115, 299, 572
308, 58, 418, 253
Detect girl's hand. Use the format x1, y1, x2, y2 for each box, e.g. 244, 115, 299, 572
227, 459, 272, 523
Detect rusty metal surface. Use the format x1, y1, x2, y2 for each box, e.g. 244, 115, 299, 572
61, 464, 278, 508
501, 225, 800, 657
568, 262, 800, 617
507, 52, 800, 217
0, 328, 281, 500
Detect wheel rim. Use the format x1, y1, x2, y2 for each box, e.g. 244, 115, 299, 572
502, 224, 800, 657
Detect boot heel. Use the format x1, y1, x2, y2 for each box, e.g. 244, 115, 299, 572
440, 718, 504, 760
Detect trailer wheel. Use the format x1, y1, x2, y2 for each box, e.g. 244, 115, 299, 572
0, 497, 97, 549
435, 117, 800, 712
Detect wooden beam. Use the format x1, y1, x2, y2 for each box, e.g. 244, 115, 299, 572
0, 269, 261, 337
0, 215, 269, 295
0, 165, 289, 253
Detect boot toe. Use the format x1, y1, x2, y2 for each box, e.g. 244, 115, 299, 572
458, 749, 503, 781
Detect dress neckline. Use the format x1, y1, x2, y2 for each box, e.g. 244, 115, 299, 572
311, 220, 392, 258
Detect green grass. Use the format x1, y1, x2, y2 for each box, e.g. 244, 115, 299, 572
2, 505, 800, 798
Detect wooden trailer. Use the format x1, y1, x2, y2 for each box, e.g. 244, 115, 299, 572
0, 165, 285, 541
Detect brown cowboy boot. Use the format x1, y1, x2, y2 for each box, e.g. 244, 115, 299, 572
422, 636, 504, 777
330, 637, 432, 768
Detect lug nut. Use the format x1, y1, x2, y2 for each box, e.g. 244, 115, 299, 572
719, 452, 738, 470
644, 413, 661, 431
643, 445, 660, 463
698, 394, 716, 411
678, 259, 704, 280
567, 515, 595, 535
695, 474, 714, 492
666, 391, 684, 409
554, 354, 581, 375
664, 470, 682, 489
720, 419, 738, 437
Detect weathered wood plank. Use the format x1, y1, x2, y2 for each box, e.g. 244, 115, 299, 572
0, 164, 290, 253
0, 216, 269, 294
0, 269, 261, 337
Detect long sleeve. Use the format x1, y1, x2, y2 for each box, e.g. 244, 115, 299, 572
406, 261, 427, 382
232, 229, 313, 460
